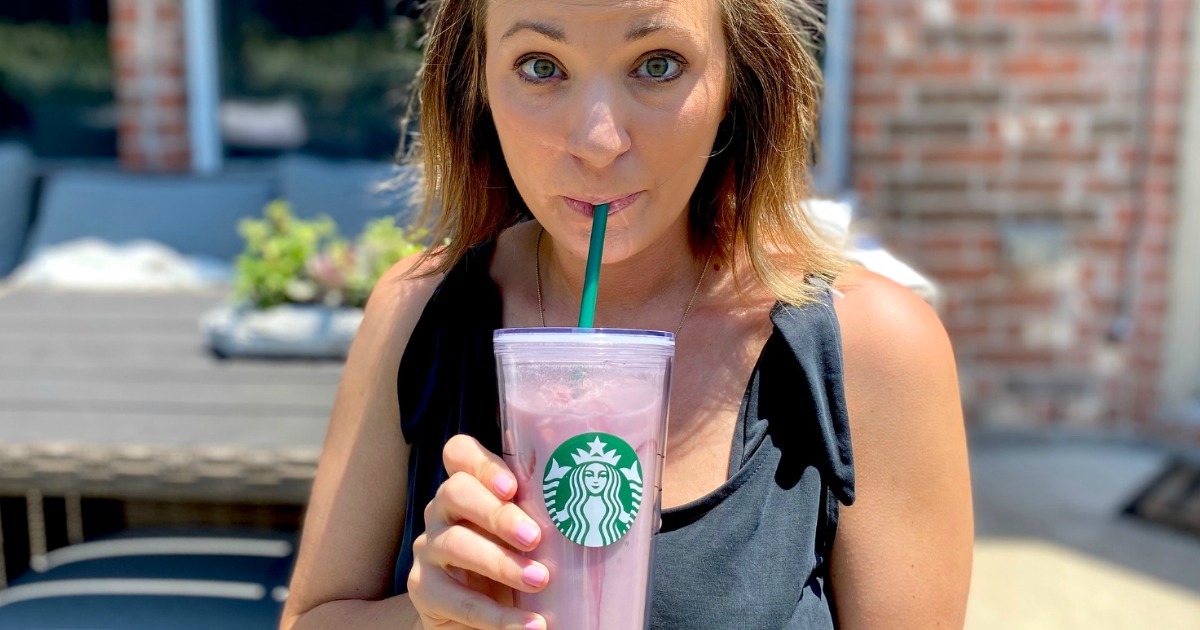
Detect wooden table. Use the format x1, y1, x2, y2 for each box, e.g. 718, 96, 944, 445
0, 287, 343, 504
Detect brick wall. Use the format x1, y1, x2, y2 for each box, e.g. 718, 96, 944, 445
851, 0, 1191, 434
109, 0, 190, 171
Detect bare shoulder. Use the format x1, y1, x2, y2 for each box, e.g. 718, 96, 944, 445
826, 266, 973, 629
831, 266, 952, 375
829, 264, 962, 470
363, 251, 447, 341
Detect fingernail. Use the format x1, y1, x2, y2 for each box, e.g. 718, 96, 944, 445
525, 618, 546, 630
493, 473, 515, 496
514, 521, 539, 546
522, 564, 548, 587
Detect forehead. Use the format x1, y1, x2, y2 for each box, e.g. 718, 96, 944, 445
486, 0, 719, 38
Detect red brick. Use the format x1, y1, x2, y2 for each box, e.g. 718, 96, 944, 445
163, 149, 191, 170
115, 0, 138, 24
119, 148, 149, 171
156, 92, 187, 110
894, 57, 979, 78
159, 61, 186, 79
1018, 147, 1099, 164
916, 147, 1003, 164
852, 56, 884, 76
160, 120, 187, 137
927, 266, 996, 282
1026, 88, 1109, 107
975, 348, 1062, 364
976, 290, 1060, 309
1001, 55, 1082, 77
852, 119, 880, 140
155, 2, 181, 23
853, 89, 902, 108
112, 33, 137, 55
995, 1, 1082, 18
957, 2, 987, 18
853, 148, 903, 165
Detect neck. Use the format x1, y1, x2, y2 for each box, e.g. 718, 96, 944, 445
539, 219, 709, 331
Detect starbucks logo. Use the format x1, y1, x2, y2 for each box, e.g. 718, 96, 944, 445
543, 433, 643, 547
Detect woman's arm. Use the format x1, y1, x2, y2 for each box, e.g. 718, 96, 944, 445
830, 269, 975, 629
280, 254, 443, 630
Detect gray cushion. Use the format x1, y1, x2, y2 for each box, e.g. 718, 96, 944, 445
276, 154, 419, 238
27, 171, 276, 261
0, 143, 36, 276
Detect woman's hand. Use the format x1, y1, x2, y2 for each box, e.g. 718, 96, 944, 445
408, 434, 550, 630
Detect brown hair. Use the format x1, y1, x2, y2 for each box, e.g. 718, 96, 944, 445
401, 0, 845, 306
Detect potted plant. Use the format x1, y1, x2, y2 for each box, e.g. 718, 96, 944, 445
202, 200, 426, 358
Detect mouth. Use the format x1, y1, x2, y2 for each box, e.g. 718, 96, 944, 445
563, 192, 643, 217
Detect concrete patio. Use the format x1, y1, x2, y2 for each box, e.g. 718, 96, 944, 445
966, 435, 1200, 629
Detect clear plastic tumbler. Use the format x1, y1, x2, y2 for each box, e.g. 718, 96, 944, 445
494, 328, 674, 630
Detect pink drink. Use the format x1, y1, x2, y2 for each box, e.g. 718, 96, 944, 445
494, 329, 673, 630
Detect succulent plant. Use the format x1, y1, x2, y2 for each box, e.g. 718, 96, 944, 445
234, 200, 425, 309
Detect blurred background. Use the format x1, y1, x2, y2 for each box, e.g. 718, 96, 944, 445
0, 0, 1197, 628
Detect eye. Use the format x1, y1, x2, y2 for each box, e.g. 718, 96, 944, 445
634, 54, 685, 82
516, 56, 564, 83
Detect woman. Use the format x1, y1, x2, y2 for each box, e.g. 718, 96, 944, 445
280, 0, 973, 627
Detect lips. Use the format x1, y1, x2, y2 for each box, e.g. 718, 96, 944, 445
563, 192, 643, 217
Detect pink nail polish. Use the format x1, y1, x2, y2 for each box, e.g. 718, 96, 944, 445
514, 521, 539, 546
522, 564, 548, 587
493, 473, 515, 495
525, 619, 545, 630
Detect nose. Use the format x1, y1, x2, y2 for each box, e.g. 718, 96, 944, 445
566, 82, 631, 169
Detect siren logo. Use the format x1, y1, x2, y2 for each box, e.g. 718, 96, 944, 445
542, 433, 643, 547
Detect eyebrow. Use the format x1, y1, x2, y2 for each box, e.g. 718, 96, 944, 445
500, 20, 674, 43
501, 20, 566, 42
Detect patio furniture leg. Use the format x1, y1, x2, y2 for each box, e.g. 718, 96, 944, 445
0, 501, 6, 588
65, 492, 84, 545
26, 489, 46, 572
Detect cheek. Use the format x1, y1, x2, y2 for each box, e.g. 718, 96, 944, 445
629, 99, 723, 211
681, 75, 728, 146
640, 77, 726, 163
489, 87, 531, 155
487, 82, 562, 186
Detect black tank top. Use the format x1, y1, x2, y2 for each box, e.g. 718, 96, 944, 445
392, 241, 856, 629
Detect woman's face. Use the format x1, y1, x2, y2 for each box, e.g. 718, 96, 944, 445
485, 0, 730, 263
582, 463, 610, 494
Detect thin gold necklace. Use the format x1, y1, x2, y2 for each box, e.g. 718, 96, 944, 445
535, 227, 712, 334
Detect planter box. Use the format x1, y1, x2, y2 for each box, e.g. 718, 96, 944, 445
201, 303, 362, 360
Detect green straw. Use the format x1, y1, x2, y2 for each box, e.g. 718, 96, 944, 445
577, 203, 609, 328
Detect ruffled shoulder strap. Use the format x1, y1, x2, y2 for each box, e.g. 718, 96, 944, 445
764, 283, 856, 505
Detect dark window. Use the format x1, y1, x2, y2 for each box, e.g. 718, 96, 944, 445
0, 1, 116, 157
219, 0, 421, 160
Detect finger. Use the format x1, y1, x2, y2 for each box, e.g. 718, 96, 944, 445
410, 563, 546, 630
443, 434, 519, 500
427, 523, 549, 593
446, 565, 469, 587
429, 471, 543, 551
